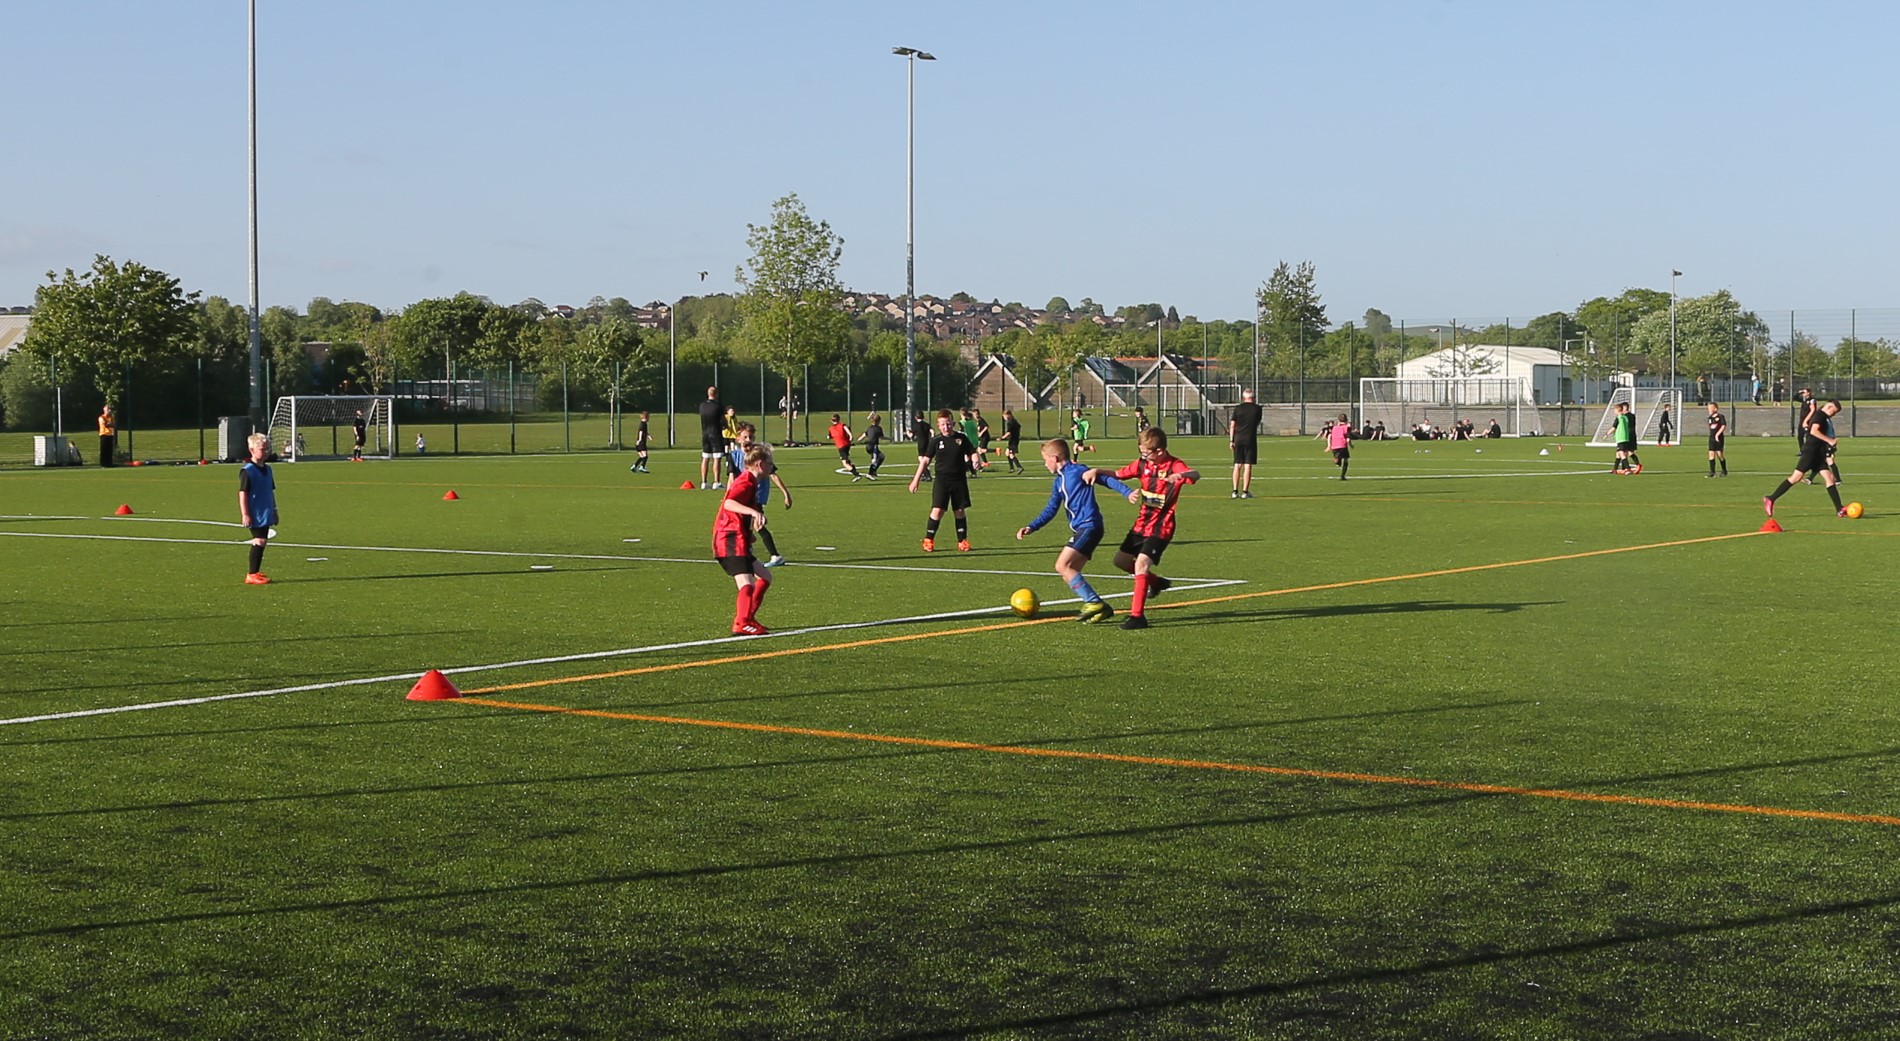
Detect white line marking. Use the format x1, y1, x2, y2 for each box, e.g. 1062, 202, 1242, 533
0, 579, 1245, 728
0, 530, 1228, 583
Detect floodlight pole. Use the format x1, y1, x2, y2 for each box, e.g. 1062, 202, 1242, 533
667, 300, 676, 448
246, 0, 263, 425
1669, 269, 1680, 396
894, 46, 935, 434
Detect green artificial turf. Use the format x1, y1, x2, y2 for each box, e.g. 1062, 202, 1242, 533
2, 434, 1896, 1040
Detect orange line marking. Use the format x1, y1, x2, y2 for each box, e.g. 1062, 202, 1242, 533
457, 697, 1900, 829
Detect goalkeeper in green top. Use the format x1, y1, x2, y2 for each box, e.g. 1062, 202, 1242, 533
1070, 408, 1094, 453
1610, 401, 1642, 475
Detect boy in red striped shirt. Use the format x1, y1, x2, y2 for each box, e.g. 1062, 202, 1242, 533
1096, 427, 1199, 630
713, 443, 776, 635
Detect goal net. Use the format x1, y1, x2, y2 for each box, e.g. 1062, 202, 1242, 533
1357, 377, 1532, 438
267, 396, 395, 461
1586, 387, 1683, 447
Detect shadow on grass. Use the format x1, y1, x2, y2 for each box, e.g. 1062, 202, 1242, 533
286, 565, 638, 584
0, 628, 476, 659
1183, 598, 1561, 626
11, 784, 1899, 954
876, 890, 1900, 1039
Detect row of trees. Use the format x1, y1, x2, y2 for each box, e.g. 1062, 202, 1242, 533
8, 196, 1900, 432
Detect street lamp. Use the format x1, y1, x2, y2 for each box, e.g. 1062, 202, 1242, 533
247, 0, 262, 425
1669, 269, 1681, 395
893, 45, 935, 434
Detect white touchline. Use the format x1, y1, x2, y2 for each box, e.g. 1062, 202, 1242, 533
0, 579, 1245, 728
0, 529, 1229, 583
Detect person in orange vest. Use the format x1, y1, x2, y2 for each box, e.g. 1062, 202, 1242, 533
97, 405, 117, 467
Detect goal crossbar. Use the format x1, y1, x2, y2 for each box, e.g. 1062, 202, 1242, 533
268, 396, 395, 461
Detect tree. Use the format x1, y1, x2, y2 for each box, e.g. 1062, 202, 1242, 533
570, 314, 651, 438
22, 255, 201, 409
1575, 288, 1670, 371
392, 293, 493, 384
1628, 290, 1766, 380
733, 193, 850, 441
1044, 296, 1071, 315
1257, 261, 1328, 379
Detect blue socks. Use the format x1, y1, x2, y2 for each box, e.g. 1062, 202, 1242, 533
1067, 574, 1100, 603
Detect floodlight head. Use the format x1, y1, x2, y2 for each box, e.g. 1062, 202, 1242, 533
893, 46, 935, 60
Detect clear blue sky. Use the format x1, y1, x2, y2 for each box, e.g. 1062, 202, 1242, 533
5, 1, 1897, 327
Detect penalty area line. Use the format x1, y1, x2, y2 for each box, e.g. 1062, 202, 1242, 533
455, 698, 1900, 831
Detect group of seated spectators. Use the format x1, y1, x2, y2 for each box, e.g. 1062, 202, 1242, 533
1408, 418, 1504, 441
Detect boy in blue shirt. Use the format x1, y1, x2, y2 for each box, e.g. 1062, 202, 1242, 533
238, 432, 279, 585
1016, 438, 1136, 623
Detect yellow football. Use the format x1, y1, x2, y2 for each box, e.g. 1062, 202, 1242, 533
1845, 501, 1864, 519
1009, 588, 1040, 618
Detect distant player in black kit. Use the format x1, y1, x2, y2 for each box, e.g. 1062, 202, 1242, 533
1656, 405, 1673, 446
911, 410, 933, 483
630, 410, 651, 473
1705, 402, 1727, 477
351, 409, 366, 461
908, 409, 979, 552
857, 412, 886, 478
1002, 408, 1024, 473
1764, 399, 1846, 517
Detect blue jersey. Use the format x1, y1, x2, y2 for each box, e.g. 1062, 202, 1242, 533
1024, 462, 1131, 536
238, 461, 278, 527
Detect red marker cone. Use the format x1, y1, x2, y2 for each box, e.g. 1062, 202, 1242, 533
442, 490, 460, 501
680, 480, 696, 490
406, 669, 462, 701
114, 504, 134, 515
1759, 518, 1783, 533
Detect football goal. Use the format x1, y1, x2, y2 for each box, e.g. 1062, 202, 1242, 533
267, 396, 395, 461
1586, 387, 1683, 447
1357, 377, 1533, 437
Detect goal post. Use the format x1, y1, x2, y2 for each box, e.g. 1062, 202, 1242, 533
267, 396, 395, 461
1586, 387, 1683, 447
1357, 377, 1533, 437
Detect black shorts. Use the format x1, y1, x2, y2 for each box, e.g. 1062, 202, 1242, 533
1797, 446, 1829, 474
1006, 436, 1020, 452
1232, 441, 1258, 465
1118, 531, 1170, 566
701, 433, 723, 456
248, 525, 272, 540
716, 554, 757, 577
1616, 440, 1637, 453
1331, 446, 1351, 462
837, 447, 853, 462
931, 477, 971, 512
1065, 526, 1105, 559
1708, 436, 1725, 452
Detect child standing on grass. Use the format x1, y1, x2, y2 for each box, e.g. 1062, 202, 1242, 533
735, 423, 793, 567
1100, 427, 1199, 630
909, 409, 980, 552
1017, 439, 1135, 624
1071, 408, 1094, 453
1002, 408, 1024, 474
629, 410, 651, 473
1610, 401, 1640, 474
714, 443, 777, 635
238, 432, 279, 585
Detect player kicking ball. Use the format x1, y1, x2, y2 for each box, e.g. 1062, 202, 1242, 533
1017, 439, 1136, 624
1098, 427, 1199, 630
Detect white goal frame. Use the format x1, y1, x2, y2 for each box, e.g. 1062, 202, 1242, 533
1586, 387, 1683, 447
268, 396, 395, 461
1357, 376, 1533, 437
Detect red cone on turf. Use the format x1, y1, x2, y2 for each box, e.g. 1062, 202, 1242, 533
680, 480, 696, 490
442, 490, 460, 501
114, 504, 134, 515
1759, 518, 1783, 533
406, 669, 462, 701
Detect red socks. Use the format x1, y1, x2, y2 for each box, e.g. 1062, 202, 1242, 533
735, 578, 771, 625
1129, 572, 1149, 617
